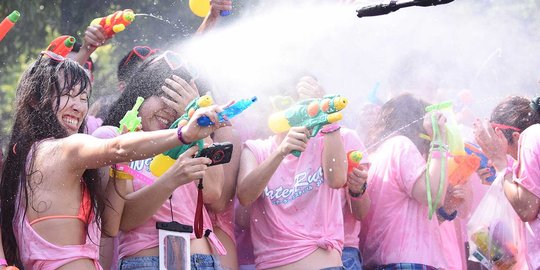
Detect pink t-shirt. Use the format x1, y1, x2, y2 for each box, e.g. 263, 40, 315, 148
512, 124, 540, 269
244, 133, 345, 269
14, 201, 102, 270
359, 135, 447, 268
341, 128, 366, 248
439, 221, 463, 270
85, 115, 103, 135
92, 126, 225, 258
209, 202, 235, 244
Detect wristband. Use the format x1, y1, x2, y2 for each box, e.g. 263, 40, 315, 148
349, 182, 367, 199
0, 258, 7, 266
437, 207, 457, 221
177, 125, 192, 145
320, 124, 341, 134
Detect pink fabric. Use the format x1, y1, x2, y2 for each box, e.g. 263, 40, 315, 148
85, 115, 103, 135
512, 124, 540, 269
244, 133, 344, 269
341, 128, 366, 248
359, 135, 447, 268
439, 221, 463, 270
92, 126, 225, 258
209, 202, 236, 244
14, 200, 102, 270
234, 198, 256, 265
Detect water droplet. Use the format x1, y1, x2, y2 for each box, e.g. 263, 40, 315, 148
39, 5, 44, 10
254, 218, 258, 222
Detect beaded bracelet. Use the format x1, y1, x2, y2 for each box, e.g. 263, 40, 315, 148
177, 125, 192, 145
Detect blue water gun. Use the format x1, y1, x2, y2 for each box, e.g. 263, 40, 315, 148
465, 142, 496, 183
197, 96, 257, 126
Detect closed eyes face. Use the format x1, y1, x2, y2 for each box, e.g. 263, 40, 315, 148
139, 96, 178, 131
55, 83, 89, 135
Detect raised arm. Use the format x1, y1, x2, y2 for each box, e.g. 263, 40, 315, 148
237, 127, 309, 206
61, 105, 224, 171
322, 129, 347, 189
120, 146, 211, 231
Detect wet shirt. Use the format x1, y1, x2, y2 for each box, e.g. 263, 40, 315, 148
244, 133, 344, 269
359, 136, 447, 268
512, 124, 540, 269
92, 126, 225, 258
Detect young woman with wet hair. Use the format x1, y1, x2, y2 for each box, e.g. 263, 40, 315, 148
97, 51, 230, 270
474, 95, 540, 268
0, 51, 225, 269
359, 93, 450, 269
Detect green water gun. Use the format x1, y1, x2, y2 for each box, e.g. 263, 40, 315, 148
119, 97, 144, 132
149, 95, 213, 177
268, 94, 348, 157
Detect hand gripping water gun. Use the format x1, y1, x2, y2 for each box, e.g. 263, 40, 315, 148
197, 96, 257, 126
268, 94, 348, 157
424, 101, 456, 219
91, 9, 135, 38
149, 95, 213, 177
347, 150, 363, 174
119, 97, 144, 133
465, 142, 497, 183
0, 10, 20, 42
46, 35, 76, 57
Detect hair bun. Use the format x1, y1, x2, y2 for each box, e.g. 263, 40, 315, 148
531, 96, 540, 113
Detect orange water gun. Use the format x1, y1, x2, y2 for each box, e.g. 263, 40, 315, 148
448, 154, 480, 186
0, 11, 20, 42
347, 150, 363, 174
91, 9, 135, 38
46, 35, 76, 57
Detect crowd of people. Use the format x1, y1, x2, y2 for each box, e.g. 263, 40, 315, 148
1, 1, 540, 270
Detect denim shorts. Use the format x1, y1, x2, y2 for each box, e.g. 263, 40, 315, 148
342, 247, 363, 270
119, 254, 223, 270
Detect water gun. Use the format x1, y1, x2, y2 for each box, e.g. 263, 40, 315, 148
0, 10, 20, 42
46, 35, 76, 57
91, 9, 135, 38
149, 95, 213, 177
465, 142, 496, 183
268, 94, 348, 157
197, 96, 257, 126
448, 154, 480, 186
347, 150, 363, 174
118, 97, 144, 132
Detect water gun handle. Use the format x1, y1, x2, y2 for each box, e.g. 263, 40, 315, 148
465, 143, 497, 183
119, 97, 145, 132
46, 36, 76, 57
197, 97, 257, 126
91, 9, 135, 38
347, 150, 363, 174
0, 11, 20, 42
220, 10, 231, 16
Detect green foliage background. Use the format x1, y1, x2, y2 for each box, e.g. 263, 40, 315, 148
0, 0, 252, 150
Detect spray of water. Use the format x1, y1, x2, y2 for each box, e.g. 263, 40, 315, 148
160, 0, 540, 144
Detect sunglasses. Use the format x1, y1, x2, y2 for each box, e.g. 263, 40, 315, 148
152, 50, 199, 79
123, 46, 158, 67
491, 123, 521, 132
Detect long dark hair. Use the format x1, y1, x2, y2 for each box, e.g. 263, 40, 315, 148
0, 53, 104, 266
104, 52, 204, 127
367, 93, 431, 155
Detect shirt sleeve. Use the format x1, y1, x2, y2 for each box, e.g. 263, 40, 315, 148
514, 125, 540, 198
396, 136, 427, 197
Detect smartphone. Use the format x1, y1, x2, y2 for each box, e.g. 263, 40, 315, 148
196, 142, 233, 166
